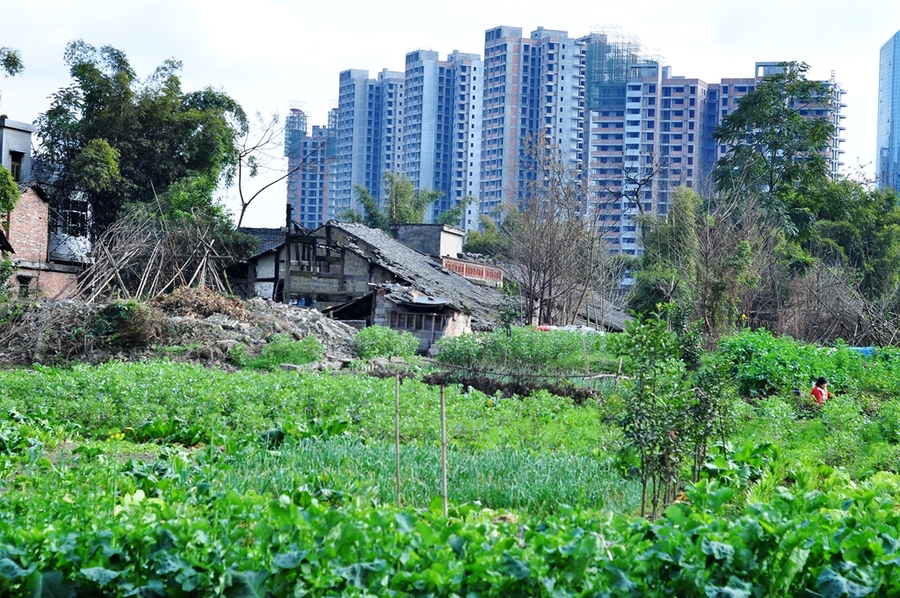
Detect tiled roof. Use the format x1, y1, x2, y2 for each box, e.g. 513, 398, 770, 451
239, 227, 286, 259
326, 221, 502, 327
16, 182, 50, 202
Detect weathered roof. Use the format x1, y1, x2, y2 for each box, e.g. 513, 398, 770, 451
16, 182, 51, 202
239, 227, 286, 259
324, 221, 502, 327
574, 297, 631, 332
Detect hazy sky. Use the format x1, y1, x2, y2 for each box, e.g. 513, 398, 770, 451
2, 0, 899, 227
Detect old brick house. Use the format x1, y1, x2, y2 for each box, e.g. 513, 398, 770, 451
1, 117, 91, 299
3, 183, 84, 299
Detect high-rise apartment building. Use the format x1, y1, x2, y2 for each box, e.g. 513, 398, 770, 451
480, 26, 586, 219
284, 108, 337, 229
315, 26, 846, 259
588, 52, 846, 256
878, 30, 900, 191
334, 68, 404, 216
402, 49, 483, 228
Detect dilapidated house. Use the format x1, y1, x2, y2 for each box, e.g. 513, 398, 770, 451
1, 118, 90, 299
268, 221, 504, 352
230, 226, 300, 301
2, 183, 88, 299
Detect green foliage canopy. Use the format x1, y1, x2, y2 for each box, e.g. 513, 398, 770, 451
0, 47, 23, 77
33, 40, 248, 236
462, 215, 506, 256
812, 179, 900, 301
713, 61, 835, 240
0, 165, 18, 212
0, 46, 23, 103
347, 172, 443, 233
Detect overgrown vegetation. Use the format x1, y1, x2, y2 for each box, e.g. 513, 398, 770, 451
6, 318, 900, 594
230, 333, 323, 370
87, 300, 156, 348
355, 324, 419, 359
33, 40, 247, 242
4, 300, 900, 595
436, 326, 608, 373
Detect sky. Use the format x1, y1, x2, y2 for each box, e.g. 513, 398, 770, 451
2, 0, 899, 227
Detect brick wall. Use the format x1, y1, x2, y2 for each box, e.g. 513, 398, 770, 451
4, 187, 80, 299
11, 268, 78, 299
7, 187, 49, 263
441, 256, 503, 287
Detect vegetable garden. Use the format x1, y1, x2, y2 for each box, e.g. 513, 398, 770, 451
3, 321, 900, 596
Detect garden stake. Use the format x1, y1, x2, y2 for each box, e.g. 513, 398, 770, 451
440, 384, 448, 517
395, 373, 401, 507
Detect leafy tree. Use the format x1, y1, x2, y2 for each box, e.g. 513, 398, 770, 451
608, 313, 693, 519
462, 215, 506, 256
69, 139, 121, 193
813, 179, 900, 301
33, 40, 248, 237
0, 47, 23, 103
434, 195, 474, 227
712, 61, 835, 240
632, 187, 761, 343
0, 48, 23, 76
345, 172, 442, 233
0, 165, 18, 212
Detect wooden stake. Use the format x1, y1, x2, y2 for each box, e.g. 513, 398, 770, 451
440, 385, 448, 517
395, 373, 401, 507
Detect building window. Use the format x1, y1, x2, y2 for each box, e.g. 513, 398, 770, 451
8, 151, 23, 182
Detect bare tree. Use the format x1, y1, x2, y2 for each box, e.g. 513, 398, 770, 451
500, 136, 609, 326
233, 111, 325, 227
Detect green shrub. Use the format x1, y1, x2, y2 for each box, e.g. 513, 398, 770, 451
753, 396, 796, 445
822, 395, 865, 465
716, 329, 880, 397
0, 256, 13, 299
231, 334, 323, 370
355, 325, 418, 358
88, 300, 155, 348
435, 326, 608, 372
881, 399, 900, 444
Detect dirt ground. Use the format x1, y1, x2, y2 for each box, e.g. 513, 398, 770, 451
0, 287, 358, 368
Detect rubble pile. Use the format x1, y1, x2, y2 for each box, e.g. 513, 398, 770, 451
0, 287, 358, 367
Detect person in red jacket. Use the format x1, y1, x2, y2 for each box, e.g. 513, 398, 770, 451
811, 377, 829, 404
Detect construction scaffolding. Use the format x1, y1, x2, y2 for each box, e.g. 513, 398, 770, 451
283, 108, 308, 157
582, 28, 647, 112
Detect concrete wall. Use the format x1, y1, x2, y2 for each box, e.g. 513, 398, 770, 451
392, 223, 464, 257
0, 118, 34, 182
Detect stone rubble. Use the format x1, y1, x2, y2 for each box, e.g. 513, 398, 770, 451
0, 289, 359, 367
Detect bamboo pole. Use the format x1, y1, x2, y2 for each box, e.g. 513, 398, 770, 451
440, 385, 448, 517
395, 373, 401, 507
